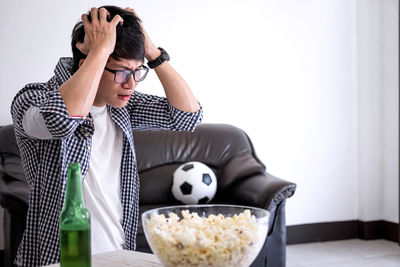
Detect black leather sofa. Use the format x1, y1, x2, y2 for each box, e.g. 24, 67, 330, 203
0, 123, 296, 267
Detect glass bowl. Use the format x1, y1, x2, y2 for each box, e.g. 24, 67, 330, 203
141, 204, 270, 267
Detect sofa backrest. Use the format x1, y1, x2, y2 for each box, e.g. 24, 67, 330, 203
133, 123, 266, 205
133, 123, 263, 172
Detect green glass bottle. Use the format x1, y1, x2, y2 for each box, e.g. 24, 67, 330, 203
59, 163, 91, 267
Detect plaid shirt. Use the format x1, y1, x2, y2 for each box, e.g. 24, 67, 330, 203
10, 57, 203, 267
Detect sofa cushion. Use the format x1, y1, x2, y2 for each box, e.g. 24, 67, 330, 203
139, 164, 179, 205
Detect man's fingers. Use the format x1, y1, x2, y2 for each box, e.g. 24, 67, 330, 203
90, 7, 99, 22
81, 14, 90, 30
125, 7, 140, 19
125, 7, 135, 13
111, 14, 124, 27
99, 7, 110, 21
76, 42, 88, 55
76, 42, 83, 51
81, 14, 89, 23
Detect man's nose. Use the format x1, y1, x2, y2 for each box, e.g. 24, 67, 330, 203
121, 74, 136, 89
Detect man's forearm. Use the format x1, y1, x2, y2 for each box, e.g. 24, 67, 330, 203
59, 49, 109, 117
153, 61, 200, 113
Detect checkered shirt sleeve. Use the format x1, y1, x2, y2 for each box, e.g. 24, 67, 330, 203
128, 91, 203, 131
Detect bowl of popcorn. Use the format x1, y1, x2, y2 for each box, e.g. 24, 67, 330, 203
141, 204, 270, 267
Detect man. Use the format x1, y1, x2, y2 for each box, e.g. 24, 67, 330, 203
11, 6, 202, 266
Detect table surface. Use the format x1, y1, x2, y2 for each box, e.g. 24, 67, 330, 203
45, 250, 162, 267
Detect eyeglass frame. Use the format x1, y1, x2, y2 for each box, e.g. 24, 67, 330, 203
104, 65, 149, 83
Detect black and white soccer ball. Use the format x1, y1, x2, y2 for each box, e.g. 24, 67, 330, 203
171, 161, 217, 204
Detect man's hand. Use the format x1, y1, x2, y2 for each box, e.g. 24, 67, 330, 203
60, 7, 123, 117
124, 7, 161, 61
76, 7, 124, 56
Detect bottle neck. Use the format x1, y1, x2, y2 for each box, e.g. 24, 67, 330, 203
64, 163, 85, 208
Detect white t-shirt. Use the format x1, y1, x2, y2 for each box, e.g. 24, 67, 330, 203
83, 105, 125, 255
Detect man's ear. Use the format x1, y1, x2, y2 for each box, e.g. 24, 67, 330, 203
78, 59, 85, 68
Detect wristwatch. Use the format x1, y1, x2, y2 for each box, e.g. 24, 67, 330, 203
147, 47, 170, 69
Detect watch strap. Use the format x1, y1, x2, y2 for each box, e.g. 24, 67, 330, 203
147, 47, 170, 69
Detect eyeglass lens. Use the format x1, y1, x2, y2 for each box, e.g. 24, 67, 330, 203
115, 69, 147, 83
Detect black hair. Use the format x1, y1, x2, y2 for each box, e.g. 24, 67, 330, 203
71, 5, 145, 72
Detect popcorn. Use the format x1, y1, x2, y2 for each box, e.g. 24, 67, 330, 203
144, 209, 267, 267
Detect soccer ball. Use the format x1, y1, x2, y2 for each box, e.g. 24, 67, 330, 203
171, 161, 217, 204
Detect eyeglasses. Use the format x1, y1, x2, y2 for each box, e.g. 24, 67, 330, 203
104, 66, 149, 83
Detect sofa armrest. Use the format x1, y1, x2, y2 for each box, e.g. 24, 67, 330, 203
228, 171, 296, 212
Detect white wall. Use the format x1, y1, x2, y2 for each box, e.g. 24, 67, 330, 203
382, 0, 399, 223
357, 0, 399, 223
0, 0, 397, 236
357, 0, 385, 222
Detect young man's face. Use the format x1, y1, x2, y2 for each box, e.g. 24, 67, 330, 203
93, 57, 144, 108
